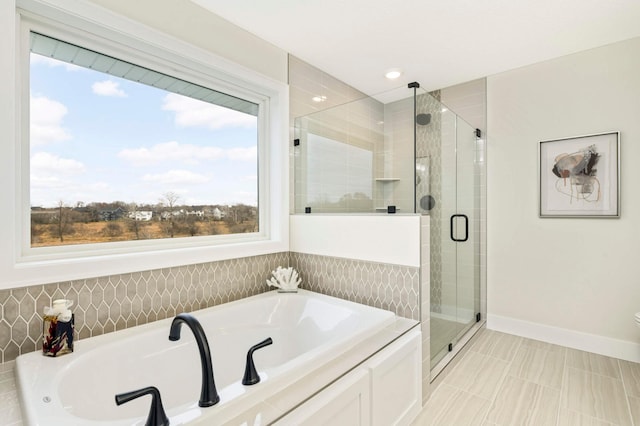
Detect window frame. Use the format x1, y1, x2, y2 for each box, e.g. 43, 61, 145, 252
1, 0, 288, 289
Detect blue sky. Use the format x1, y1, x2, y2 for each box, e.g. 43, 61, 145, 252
29, 54, 258, 208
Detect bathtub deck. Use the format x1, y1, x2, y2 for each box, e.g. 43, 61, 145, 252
0, 361, 21, 425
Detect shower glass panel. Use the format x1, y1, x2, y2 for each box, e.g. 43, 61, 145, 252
293, 84, 485, 374
427, 105, 482, 369
294, 86, 415, 213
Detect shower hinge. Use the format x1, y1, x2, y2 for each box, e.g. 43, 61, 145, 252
475, 128, 482, 138
448, 343, 453, 352
293, 138, 300, 146
476, 312, 481, 322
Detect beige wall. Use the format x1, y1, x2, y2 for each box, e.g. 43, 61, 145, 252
487, 37, 640, 359
441, 78, 487, 135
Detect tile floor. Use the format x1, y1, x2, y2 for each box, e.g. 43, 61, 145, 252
412, 328, 640, 426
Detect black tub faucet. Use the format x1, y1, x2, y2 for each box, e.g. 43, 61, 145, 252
115, 386, 170, 426
169, 313, 220, 407
242, 337, 273, 385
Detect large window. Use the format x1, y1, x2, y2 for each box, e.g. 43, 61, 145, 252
29, 32, 261, 248
2, 2, 287, 288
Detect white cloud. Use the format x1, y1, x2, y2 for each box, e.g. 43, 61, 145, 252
229, 191, 258, 205
31, 179, 113, 208
142, 169, 210, 185
162, 93, 256, 130
31, 152, 86, 176
92, 80, 128, 97
30, 152, 89, 206
118, 141, 225, 166
227, 146, 257, 161
30, 175, 67, 191
30, 95, 71, 146
118, 141, 257, 167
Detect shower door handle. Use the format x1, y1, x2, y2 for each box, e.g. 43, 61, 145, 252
450, 214, 469, 242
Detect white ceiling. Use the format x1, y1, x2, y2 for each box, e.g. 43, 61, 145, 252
192, 0, 640, 95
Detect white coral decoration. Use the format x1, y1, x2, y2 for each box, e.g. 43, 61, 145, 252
266, 266, 301, 291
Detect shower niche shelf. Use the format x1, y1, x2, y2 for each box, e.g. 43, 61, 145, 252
375, 178, 401, 213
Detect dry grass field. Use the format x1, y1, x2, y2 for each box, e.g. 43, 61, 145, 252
30, 220, 252, 247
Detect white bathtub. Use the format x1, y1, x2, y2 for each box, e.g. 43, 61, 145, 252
16, 289, 396, 425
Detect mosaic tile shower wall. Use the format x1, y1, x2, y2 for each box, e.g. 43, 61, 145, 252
290, 252, 420, 321
416, 90, 443, 314
0, 252, 288, 363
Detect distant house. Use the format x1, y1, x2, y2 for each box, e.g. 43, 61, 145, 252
98, 207, 125, 221
160, 211, 182, 220
128, 211, 153, 221
212, 207, 224, 220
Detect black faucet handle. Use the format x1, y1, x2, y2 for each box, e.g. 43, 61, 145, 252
242, 337, 273, 385
115, 386, 170, 426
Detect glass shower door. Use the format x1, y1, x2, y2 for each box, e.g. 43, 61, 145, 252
430, 110, 481, 369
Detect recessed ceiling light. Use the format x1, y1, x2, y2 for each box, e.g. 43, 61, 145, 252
385, 69, 402, 80
312, 95, 327, 102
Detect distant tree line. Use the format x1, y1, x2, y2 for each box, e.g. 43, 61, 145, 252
31, 192, 258, 244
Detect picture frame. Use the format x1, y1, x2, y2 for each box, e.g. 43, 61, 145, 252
539, 131, 620, 218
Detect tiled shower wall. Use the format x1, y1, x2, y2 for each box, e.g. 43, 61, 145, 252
289, 55, 369, 214
293, 96, 384, 213
416, 91, 443, 314
0, 252, 288, 364
381, 94, 417, 212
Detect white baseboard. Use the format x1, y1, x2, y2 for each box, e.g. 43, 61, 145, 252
487, 314, 640, 363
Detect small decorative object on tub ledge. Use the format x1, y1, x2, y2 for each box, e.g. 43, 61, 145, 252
266, 266, 301, 293
42, 299, 74, 357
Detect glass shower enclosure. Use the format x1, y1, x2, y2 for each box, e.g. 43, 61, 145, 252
418, 97, 484, 370
293, 84, 485, 373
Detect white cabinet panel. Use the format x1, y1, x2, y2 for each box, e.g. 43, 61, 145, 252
369, 329, 422, 426
273, 328, 421, 426
273, 369, 371, 426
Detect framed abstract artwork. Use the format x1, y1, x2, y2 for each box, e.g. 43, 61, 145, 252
539, 131, 620, 218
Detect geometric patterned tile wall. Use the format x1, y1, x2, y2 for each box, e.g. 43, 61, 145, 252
0, 252, 289, 364
416, 90, 443, 314
290, 252, 420, 321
